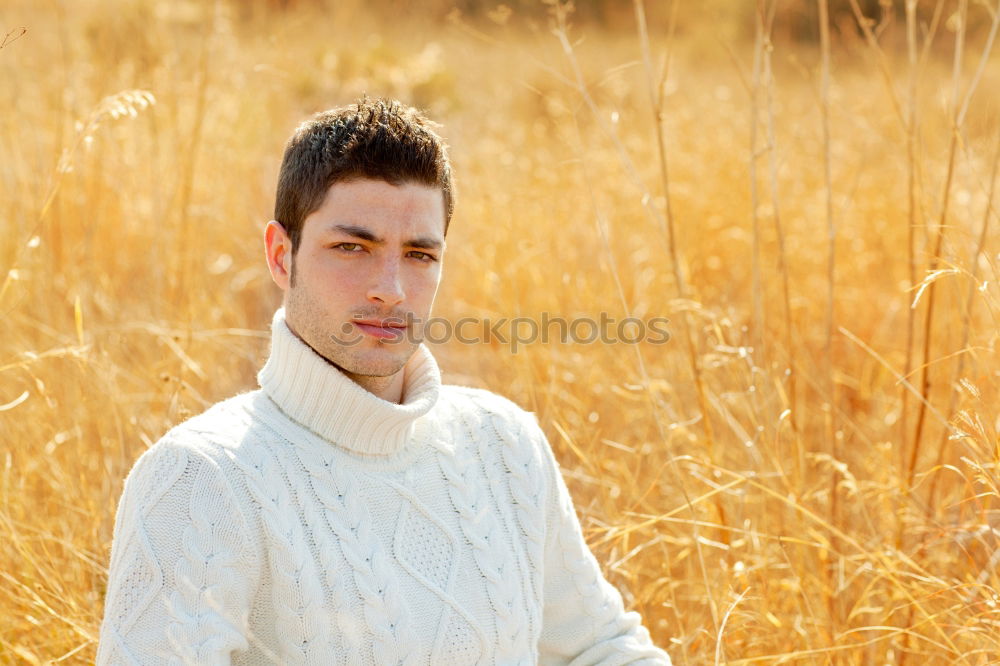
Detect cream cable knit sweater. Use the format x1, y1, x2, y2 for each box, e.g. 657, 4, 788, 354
97, 307, 672, 665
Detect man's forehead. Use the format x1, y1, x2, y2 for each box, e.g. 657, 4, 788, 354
302, 178, 447, 239
321, 176, 444, 203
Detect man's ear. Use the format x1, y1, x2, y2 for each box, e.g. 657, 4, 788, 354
264, 220, 293, 291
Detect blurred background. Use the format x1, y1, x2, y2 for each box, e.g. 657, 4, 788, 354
3, 0, 1000, 662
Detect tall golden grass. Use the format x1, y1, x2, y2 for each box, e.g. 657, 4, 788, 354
3, 0, 1000, 662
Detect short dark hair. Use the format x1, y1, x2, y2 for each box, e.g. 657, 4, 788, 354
274, 97, 455, 254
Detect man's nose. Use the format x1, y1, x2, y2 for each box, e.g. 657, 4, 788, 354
367, 258, 405, 306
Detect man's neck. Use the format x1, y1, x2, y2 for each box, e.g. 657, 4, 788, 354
345, 368, 405, 404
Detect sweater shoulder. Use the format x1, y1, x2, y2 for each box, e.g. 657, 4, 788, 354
154, 390, 260, 457
122, 390, 264, 498
438, 384, 545, 447
440, 384, 536, 422
118, 392, 266, 531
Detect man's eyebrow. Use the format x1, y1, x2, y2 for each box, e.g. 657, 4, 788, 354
328, 224, 385, 245
328, 224, 383, 244
407, 237, 444, 251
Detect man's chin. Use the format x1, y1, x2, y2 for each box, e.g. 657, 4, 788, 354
329, 345, 414, 378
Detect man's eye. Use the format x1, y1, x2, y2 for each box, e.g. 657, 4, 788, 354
334, 243, 364, 252
407, 251, 437, 262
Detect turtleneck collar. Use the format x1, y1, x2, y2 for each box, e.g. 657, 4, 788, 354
257, 307, 441, 456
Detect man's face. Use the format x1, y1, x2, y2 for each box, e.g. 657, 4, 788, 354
267, 178, 446, 380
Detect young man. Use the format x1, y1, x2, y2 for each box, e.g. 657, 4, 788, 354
97, 98, 671, 665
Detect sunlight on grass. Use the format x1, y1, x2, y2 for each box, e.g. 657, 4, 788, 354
2, 0, 1000, 663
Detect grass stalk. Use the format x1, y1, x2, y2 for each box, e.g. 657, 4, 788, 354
909, 0, 969, 496
626, 0, 719, 463
759, 2, 797, 443
926, 0, 1000, 511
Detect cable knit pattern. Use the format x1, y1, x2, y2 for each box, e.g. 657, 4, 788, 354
97, 307, 672, 665
165, 458, 249, 664
228, 435, 326, 663
290, 432, 419, 666
99, 445, 187, 665
556, 485, 621, 630
285, 465, 363, 665
438, 411, 527, 664
491, 411, 547, 645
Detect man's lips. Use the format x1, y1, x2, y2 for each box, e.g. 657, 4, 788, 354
353, 319, 407, 340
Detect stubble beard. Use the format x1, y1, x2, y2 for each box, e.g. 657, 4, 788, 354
285, 281, 417, 379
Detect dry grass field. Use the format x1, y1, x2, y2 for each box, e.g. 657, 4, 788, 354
4, 0, 1000, 663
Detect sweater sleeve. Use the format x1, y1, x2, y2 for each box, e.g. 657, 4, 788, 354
526, 416, 672, 666
97, 435, 259, 666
